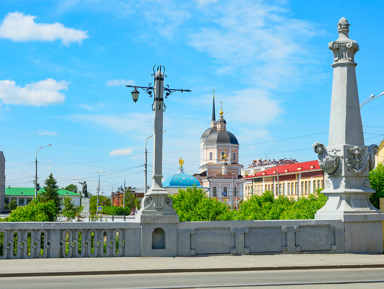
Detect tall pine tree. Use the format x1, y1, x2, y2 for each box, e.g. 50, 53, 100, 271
41, 173, 61, 216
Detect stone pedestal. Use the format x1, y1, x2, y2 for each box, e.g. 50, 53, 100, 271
313, 18, 384, 253
81, 197, 90, 218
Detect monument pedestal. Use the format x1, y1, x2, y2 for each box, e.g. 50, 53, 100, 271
314, 18, 384, 253
81, 198, 90, 219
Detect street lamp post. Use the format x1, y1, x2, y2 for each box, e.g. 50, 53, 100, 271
144, 135, 153, 195
144, 130, 165, 195
35, 144, 52, 198
127, 66, 190, 219
360, 92, 384, 108
96, 171, 105, 216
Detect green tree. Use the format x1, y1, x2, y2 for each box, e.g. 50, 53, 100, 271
90, 195, 111, 214
171, 186, 234, 221
41, 173, 61, 215
8, 199, 57, 222
63, 184, 78, 193
369, 163, 384, 209
9, 200, 17, 211
122, 188, 141, 213
61, 197, 83, 221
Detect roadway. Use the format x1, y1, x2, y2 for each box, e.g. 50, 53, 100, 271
2, 268, 384, 288
1, 254, 384, 288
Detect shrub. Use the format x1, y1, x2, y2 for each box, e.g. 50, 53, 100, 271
9, 200, 17, 211
8, 199, 57, 222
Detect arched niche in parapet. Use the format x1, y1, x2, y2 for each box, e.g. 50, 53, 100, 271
152, 227, 166, 249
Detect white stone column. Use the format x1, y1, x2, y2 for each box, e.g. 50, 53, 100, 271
313, 18, 383, 253
298, 174, 302, 197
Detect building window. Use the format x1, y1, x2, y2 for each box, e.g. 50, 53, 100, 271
213, 187, 217, 197
221, 151, 226, 159
19, 198, 25, 206
223, 187, 227, 196
209, 152, 213, 160
233, 152, 236, 160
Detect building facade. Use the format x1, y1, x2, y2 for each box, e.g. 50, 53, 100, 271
194, 94, 244, 208
111, 187, 144, 207
375, 139, 384, 166
5, 187, 81, 208
243, 160, 324, 200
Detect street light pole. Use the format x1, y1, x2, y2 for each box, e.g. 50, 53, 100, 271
360, 92, 384, 108
144, 130, 165, 195
35, 144, 52, 199
144, 135, 152, 195
127, 66, 190, 219
96, 171, 105, 216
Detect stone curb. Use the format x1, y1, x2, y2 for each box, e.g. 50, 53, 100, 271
2, 263, 384, 278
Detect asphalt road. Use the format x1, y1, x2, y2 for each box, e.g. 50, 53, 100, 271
2, 268, 384, 289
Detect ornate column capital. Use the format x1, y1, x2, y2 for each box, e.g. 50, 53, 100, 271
329, 17, 359, 66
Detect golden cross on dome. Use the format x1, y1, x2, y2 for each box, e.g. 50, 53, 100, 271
179, 157, 184, 168
220, 101, 223, 115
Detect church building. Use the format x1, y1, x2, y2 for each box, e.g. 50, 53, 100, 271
194, 93, 244, 208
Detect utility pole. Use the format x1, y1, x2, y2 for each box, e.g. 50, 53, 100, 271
35, 144, 52, 198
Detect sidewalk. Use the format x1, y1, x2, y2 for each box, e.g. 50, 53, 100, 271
0, 254, 383, 277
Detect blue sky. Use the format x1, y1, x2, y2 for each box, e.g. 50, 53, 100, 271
1, 0, 383, 195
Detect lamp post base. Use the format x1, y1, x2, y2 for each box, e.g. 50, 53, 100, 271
135, 187, 179, 224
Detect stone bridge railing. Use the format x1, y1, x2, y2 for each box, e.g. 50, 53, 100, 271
0, 222, 141, 259
0, 219, 349, 259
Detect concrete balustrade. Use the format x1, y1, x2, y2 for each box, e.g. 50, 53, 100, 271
0, 219, 348, 259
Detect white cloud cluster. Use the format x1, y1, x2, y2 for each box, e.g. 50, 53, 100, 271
188, 1, 316, 89
106, 79, 135, 87
109, 148, 133, 156
0, 12, 88, 45
0, 78, 68, 106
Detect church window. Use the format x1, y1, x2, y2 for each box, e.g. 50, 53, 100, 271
209, 152, 212, 160
213, 187, 217, 197
234, 187, 237, 197
221, 151, 225, 159
233, 152, 236, 160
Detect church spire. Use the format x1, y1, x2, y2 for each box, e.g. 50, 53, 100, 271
212, 90, 216, 122
210, 90, 217, 128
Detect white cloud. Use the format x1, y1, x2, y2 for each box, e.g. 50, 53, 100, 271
106, 79, 135, 87
0, 78, 68, 106
227, 89, 283, 125
188, 1, 317, 89
70, 113, 153, 134
0, 12, 88, 45
38, 131, 58, 136
109, 148, 133, 156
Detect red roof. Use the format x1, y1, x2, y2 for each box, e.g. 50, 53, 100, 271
244, 160, 321, 179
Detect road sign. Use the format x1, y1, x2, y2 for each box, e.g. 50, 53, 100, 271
97, 206, 103, 212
